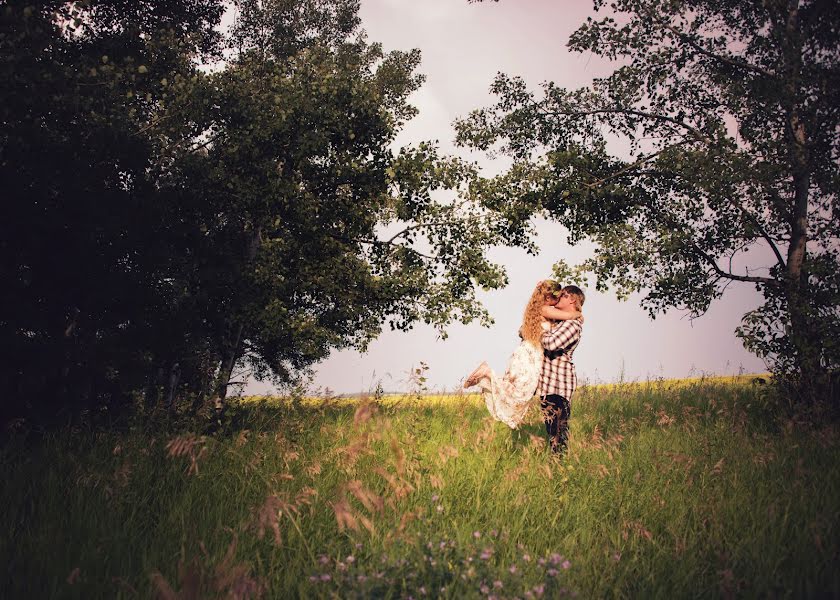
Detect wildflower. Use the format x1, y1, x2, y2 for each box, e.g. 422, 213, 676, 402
537, 558, 546, 566
308, 576, 318, 582
357, 575, 367, 583
494, 580, 503, 588
561, 559, 571, 570
318, 555, 330, 565
533, 583, 545, 597
491, 529, 498, 537
346, 555, 355, 563
549, 553, 563, 565
473, 531, 482, 539
547, 568, 558, 577
419, 586, 427, 595
431, 494, 440, 502
480, 584, 490, 594
522, 553, 531, 562
436, 504, 444, 512
480, 548, 493, 560
319, 574, 331, 582
509, 565, 518, 574
439, 541, 447, 550
612, 552, 621, 562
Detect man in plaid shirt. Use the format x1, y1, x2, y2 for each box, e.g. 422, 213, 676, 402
539, 285, 585, 455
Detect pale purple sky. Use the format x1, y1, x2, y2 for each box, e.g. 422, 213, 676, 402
246, 0, 768, 395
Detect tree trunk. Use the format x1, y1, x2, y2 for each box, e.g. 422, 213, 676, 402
165, 361, 181, 413
780, 0, 821, 401
210, 226, 260, 415
213, 322, 244, 410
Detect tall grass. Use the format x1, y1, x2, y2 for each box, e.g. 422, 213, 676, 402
1, 377, 838, 598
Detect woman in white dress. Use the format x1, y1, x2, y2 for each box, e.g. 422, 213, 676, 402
463, 281, 582, 428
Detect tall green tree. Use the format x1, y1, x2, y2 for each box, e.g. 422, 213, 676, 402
459, 0, 840, 404
162, 0, 519, 406
0, 0, 226, 417
1, 0, 520, 419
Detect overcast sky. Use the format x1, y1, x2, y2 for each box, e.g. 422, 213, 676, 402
246, 0, 768, 396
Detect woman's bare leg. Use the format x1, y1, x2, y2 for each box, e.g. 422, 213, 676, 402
464, 361, 489, 388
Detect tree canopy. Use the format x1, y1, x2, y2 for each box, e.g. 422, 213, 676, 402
1, 0, 520, 420
459, 0, 840, 405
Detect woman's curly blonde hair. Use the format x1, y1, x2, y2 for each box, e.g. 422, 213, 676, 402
519, 280, 559, 346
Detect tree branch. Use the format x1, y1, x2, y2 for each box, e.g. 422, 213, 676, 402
691, 244, 779, 286
584, 142, 688, 189
726, 196, 787, 269
341, 236, 434, 260
661, 23, 777, 79
541, 107, 711, 144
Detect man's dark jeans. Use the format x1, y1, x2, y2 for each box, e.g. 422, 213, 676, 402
540, 394, 571, 454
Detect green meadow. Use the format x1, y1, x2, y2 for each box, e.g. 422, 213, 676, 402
2, 377, 838, 599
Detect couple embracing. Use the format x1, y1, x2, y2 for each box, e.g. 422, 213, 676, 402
464, 281, 585, 455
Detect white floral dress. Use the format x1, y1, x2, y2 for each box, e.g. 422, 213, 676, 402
479, 340, 542, 429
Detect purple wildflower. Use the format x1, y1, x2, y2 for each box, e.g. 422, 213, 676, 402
319, 574, 331, 582
547, 568, 558, 577
562, 559, 571, 570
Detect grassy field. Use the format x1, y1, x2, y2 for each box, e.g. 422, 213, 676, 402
2, 376, 839, 599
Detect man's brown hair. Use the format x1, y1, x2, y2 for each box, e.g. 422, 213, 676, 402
563, 285, 585, 310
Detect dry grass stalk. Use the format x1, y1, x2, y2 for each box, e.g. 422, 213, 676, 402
528, 433, 546, 451
253, 487, 317, 545
331, 493, 374, 533
150, 536, 263, 600
345, 480, 384, 513
165, 434, 208, 476
353, 399, 378, 426
235, 430, 249, 448
437, 445, 459, 464
374, 467, 414, 499
335, 435, 371, 469
656, 410, 676, 427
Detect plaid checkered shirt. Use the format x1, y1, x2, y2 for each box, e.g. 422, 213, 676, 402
538, 319, 583, 400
